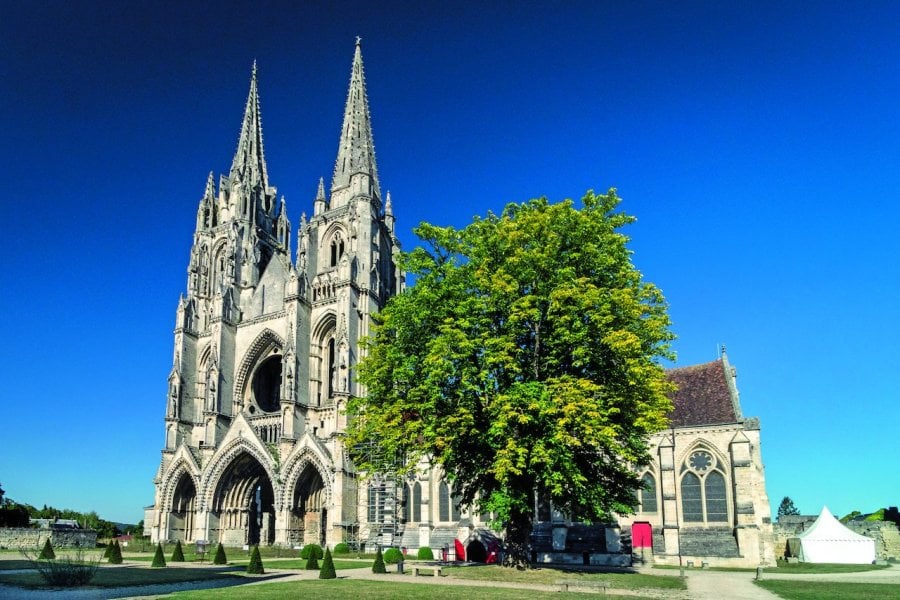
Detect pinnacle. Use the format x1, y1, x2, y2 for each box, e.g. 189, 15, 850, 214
204, 171, 215, 199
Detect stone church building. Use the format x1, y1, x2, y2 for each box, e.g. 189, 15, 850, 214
146, 42, 774, 566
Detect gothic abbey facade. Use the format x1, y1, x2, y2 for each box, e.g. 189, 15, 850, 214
146, 42, 402, 548
147, 42, 774, 566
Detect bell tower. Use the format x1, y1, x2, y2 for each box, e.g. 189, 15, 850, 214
148, 41, 402, 549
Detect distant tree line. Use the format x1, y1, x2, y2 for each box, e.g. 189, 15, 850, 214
0, 481, 133, 538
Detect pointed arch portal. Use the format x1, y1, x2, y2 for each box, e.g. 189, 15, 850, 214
210, 452, 275, 546
288, 464, 327, 546
168, 472, 197, 542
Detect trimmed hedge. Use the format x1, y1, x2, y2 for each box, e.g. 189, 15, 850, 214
151, 543, 166, 568
372, 547, 386, 573
319, 547, 336, 579
300, 544, 323, 560
108, 540, 123, 565
246, 545, 265, 574
416, 546, 434, 560
213, 542, 227, 565
171, 539, 185, 562
38, 538, 56, 560
333, 542, 350, 555
383, 547, 403, 564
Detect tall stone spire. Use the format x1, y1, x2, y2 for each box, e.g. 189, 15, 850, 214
331, 38, 380, 205
230, 61, 269, 189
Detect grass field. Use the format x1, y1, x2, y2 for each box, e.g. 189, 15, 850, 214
768, 562, 890, 574
757, 580, 900, 600
166, 579, 641, 599
0, 566, 244, 589
442, 565, 685, 590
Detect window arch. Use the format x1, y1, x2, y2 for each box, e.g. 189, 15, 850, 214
679, 448, 729, 524
401, 484, 410, 523
412, 482, 422, 522
640, 472, 658, 514
438, 482, 450, 522
329, 234, 345, 267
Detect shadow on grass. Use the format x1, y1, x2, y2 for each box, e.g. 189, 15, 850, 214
0, 565, 291, 590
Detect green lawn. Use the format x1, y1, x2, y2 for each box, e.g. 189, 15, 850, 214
757, 580, 900, 600
769, 562, 889, 574
441, 564, 685, 590
0, 566, 244, 589
167, 578, 642, 599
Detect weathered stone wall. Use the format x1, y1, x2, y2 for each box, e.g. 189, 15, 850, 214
773, 517, 900, 561
0, 527, 98, 550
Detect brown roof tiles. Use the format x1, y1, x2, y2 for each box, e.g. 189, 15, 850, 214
666, 359, 739, 427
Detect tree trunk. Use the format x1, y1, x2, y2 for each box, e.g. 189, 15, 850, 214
502, 510, 532, 569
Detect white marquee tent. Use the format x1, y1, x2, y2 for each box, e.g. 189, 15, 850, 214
797, 506, 876, 564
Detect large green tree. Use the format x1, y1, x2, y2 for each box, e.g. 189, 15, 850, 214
347, 190, 675, 566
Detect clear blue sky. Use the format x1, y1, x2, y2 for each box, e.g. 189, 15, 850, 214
1, 1, 897, 525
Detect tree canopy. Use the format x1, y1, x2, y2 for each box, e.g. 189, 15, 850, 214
347, 190, 675, 565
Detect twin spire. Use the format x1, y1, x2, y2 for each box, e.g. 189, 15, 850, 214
230, 61, 269, 190
229, 41, 380, 206
331, 38, 381, 199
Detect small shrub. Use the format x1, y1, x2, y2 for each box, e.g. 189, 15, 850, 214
417, 546, 434, 560
171, 539, 185, 562
29, 549, 99, 587
108, 540, 123, 565
213, 542, 227, 565
246, 545, 264, 574
300, 543, 323, 560
372, 546, 386, 574
333, 542, 350, 555
305, 552, 320, 570
319, 547, 336, 579
38, 538, 55, 560
102, 542, 112, 559
151, 542, 166, 568
383, 547, 403, 565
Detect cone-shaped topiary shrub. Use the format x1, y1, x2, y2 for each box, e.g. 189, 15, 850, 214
417, 546, 434, 560
38, 538, 56, 560
171, 539, 185, 562
109, 540, 123, 565
102, 542, 112, 560
319, 547, 336, 579
213, 542, 227, 565
383, 547, 402, 564
151, 542, 167, 568
333, 542, 350, 555
305, 551, 319, 570
372, 546, 386, 574
246, 545, 264, 574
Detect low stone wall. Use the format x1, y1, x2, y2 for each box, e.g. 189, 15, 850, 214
0, 527, 98, 550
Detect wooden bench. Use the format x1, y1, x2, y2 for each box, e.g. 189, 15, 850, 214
555, 579, 610, 594
412, 566, 443, 577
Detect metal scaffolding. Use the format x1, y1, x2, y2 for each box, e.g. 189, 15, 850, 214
354, 441, 404, 549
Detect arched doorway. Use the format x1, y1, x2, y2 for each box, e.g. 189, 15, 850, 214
288, 464, 326, 546
168, 472, 196, 542
466, 538, 487, 562
211, 452, 275, 546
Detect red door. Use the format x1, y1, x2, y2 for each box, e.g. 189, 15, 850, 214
632, 522, 653, 549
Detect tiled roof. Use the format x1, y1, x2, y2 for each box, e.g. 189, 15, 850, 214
666, 359, 739, 427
